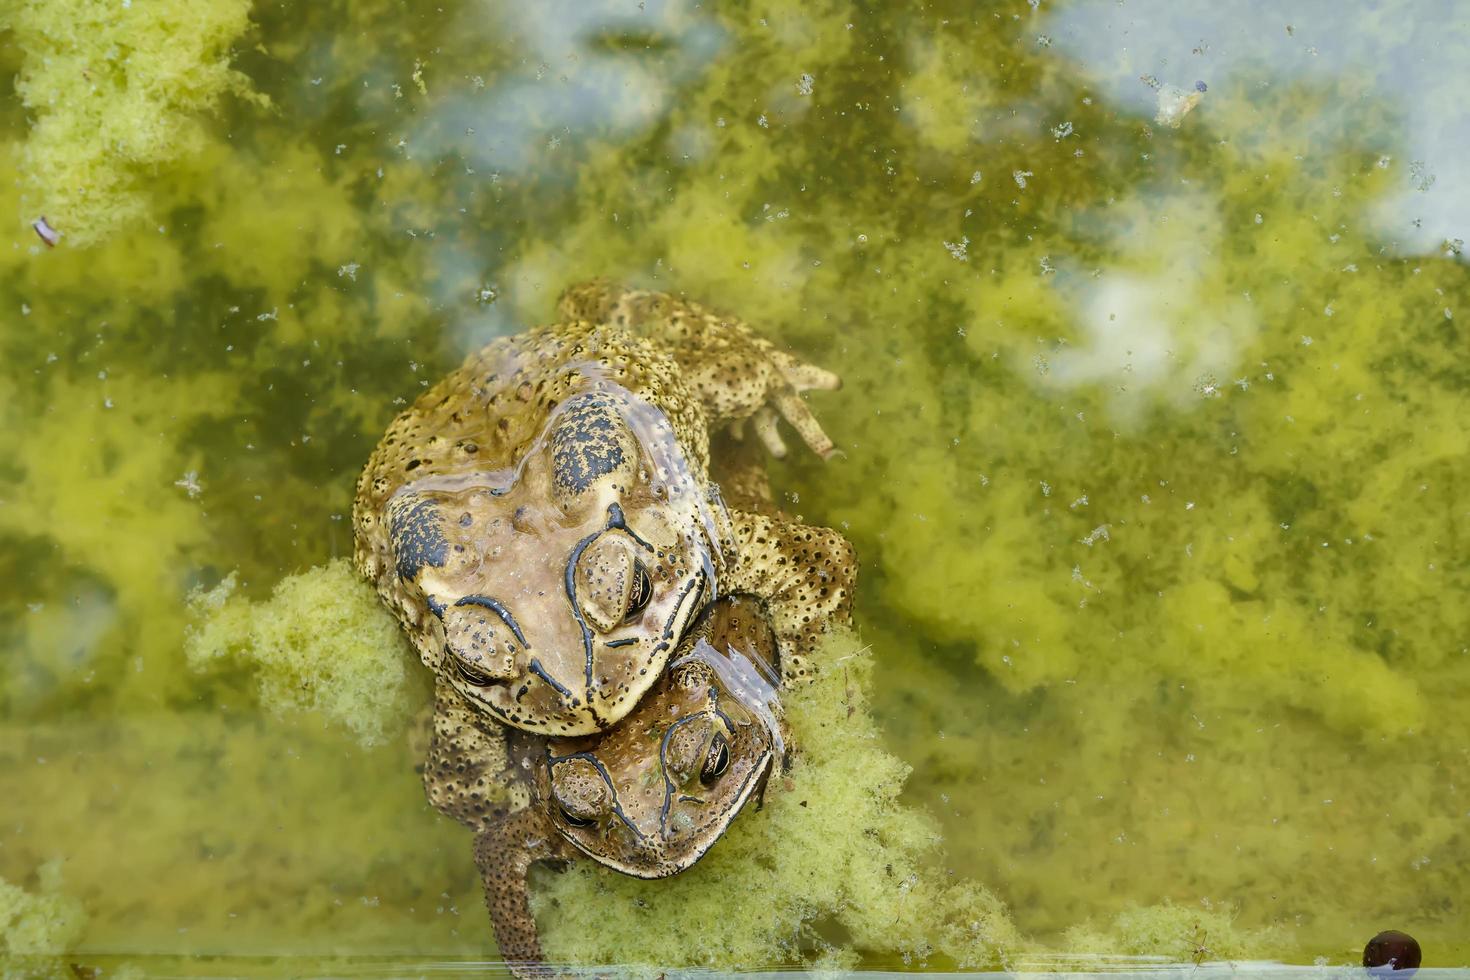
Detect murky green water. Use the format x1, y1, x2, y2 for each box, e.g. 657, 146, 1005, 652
3, 0, 1468, 973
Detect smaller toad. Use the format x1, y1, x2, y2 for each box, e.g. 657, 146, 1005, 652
423, 595, 784, 976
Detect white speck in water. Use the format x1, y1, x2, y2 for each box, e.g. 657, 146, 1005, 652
1052, 121, 1073, 139
1301, 335, 1313, 346
970, 170, 983, 185
337, 262, 360, 281
943, 236, 970, 261
757, 114, 769, 128
797, 73, 815, 96
1040, 481, 1052, 497
1013, 169, 1033, 188
32, 217, 61, 247
1409, 160, 1436, 192
175, 471, 203, 498
1037, 34, 1052, 47
1154, 85, 1203, 127
1254, 213, 1264, 224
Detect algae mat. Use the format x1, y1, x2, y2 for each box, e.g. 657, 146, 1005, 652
2, 0, 1468, 972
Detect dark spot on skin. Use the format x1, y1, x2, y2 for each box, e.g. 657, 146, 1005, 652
1364, 931, 1421, 974
388, 495, 447, 582
550, 393, 627, 495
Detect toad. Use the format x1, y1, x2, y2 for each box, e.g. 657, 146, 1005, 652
354, 281, 855, 736
423, 594, 785, 976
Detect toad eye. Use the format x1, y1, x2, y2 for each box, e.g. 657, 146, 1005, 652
699, 733, 730, 786
623, 558, 653, 622
559, 805, 595, 828
452, 656, 494, 687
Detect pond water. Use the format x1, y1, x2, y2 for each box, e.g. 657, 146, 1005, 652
2, 0, 1468, 974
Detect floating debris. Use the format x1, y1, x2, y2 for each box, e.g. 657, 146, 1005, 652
1155, 84, 1204, 128
32, 217, 61, 247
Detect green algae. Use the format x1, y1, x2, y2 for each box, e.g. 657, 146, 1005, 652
185, 560, 418, 746
3, 0, 266, 247
1, 0, 1468, 971
0, 863, 86, 979
534, 632, 1023, 971
1060, 902, 1265, 966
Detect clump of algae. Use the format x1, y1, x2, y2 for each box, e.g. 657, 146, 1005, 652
1061, 902, 1261, 966
533, 631, 1024, 971
3, 0, 266, 246
0, 861, 86, 977
184, 559, 416, 746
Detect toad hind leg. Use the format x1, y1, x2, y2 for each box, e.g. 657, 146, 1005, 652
557, 280, 841, 459
474, 808, 575, 980
721, 510, 856, 682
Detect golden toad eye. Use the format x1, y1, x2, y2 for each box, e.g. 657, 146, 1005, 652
699, 733, 730, 786
559, 805, 595, 828
623, 558, 653, 622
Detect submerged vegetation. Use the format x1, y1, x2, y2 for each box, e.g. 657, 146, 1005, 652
2, 0, 1467, 971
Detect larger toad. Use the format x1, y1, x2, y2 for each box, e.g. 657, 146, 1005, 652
354, 281, 855, 736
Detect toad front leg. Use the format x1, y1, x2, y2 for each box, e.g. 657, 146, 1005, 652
423, 678, 524, 832
557, 280, 841, 459
720, 509, 856, 682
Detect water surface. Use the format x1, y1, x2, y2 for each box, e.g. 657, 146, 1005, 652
2, 0, 1467, 971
